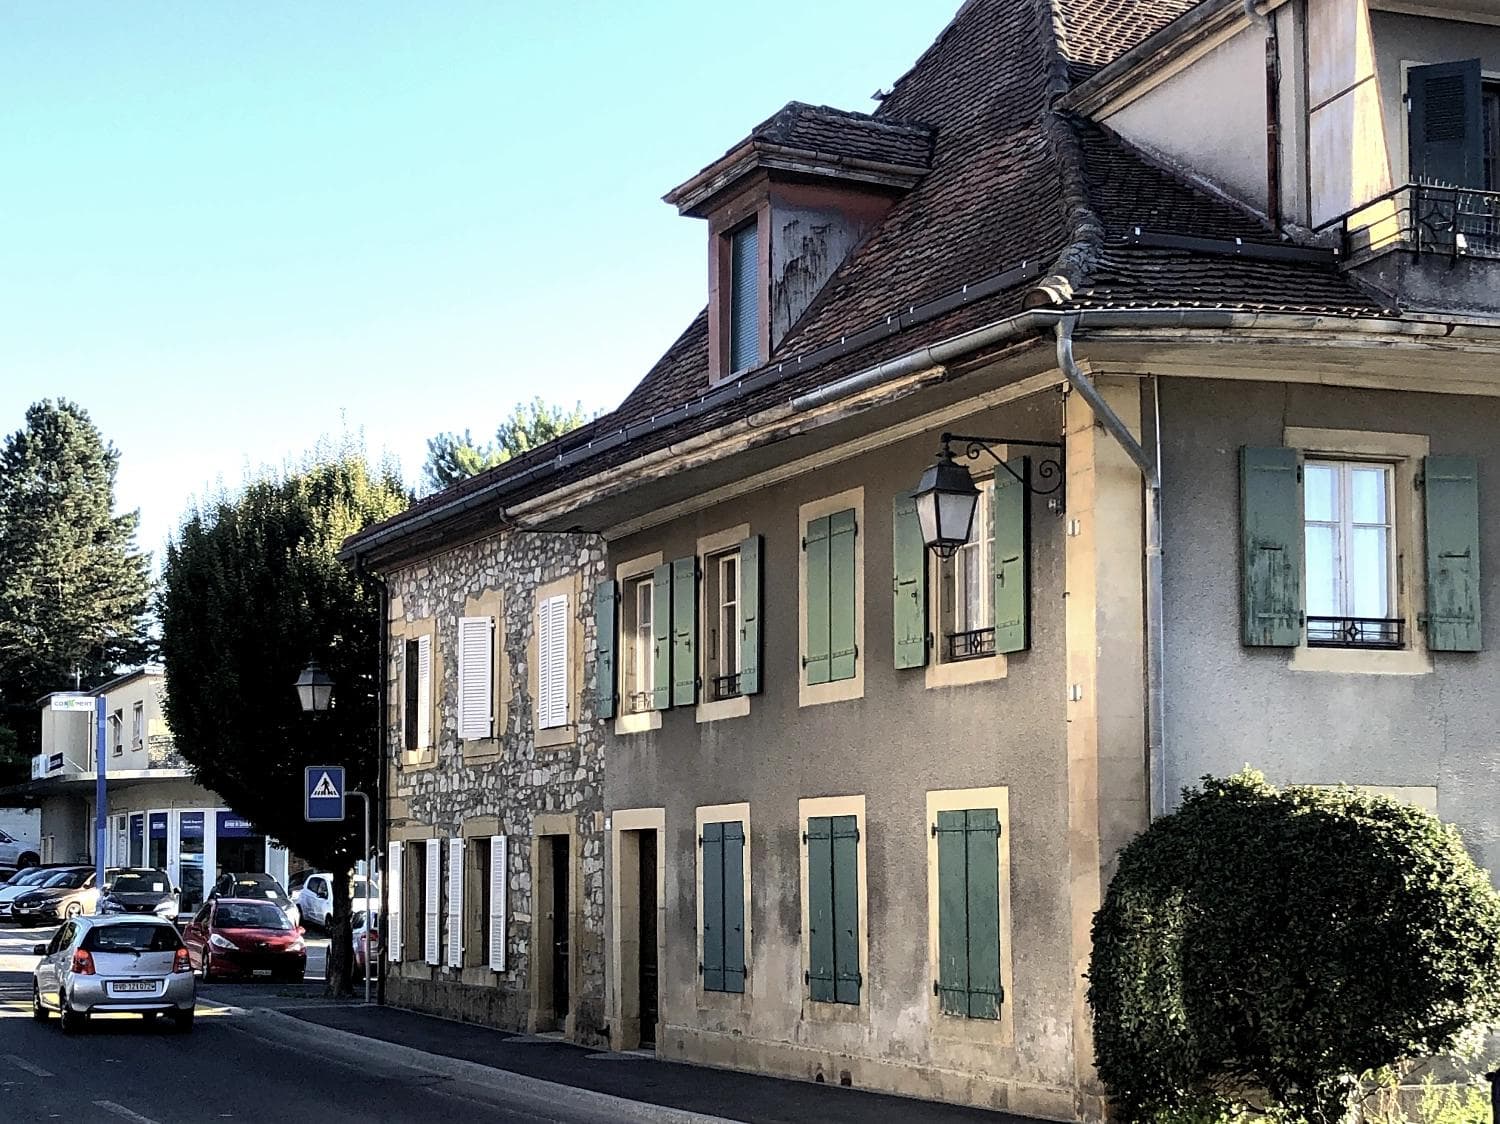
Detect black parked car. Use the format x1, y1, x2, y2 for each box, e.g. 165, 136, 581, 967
208, 872, 299, 927
98, 868, 180, 919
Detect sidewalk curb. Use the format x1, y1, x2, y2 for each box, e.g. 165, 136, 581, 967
228, 1005, 743, 1124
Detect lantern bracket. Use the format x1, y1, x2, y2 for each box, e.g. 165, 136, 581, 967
942, 433, 1065, 507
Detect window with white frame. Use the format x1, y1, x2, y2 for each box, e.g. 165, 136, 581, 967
110, 711, 123, 756
705, 549, 742, 699
536, 593, 570, 730
1303, 460, 1400, 648
938, 478, 995, 662
131, 702, 144, 748
620, 575, 655, 715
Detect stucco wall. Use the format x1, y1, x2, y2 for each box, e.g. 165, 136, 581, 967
1160, 378, 1500, 878
607, 393, 1082, 1117
384, 530, 609, 1043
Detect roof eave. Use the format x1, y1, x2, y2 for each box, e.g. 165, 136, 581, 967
664, 140, 930, 217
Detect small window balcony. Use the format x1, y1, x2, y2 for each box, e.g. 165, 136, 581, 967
945, 627, 996, 662
1305, 616, 1406, 651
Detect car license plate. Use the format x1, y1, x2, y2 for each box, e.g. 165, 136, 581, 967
111, 981, 156, 994
252, 969, 273, 977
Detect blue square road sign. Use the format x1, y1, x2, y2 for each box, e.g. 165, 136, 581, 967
305, 765, 346, 822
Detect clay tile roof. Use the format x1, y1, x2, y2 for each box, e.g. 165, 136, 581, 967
747, 101, 936, 169
1053, 0, 1204, 80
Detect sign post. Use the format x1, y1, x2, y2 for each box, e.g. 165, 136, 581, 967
303, 767, 370, 1003
94, 696, 106, 903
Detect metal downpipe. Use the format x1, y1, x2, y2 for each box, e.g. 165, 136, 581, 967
1055, 317, 1168, 820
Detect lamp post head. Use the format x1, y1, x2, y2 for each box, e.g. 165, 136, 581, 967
914, 442, 979, 560
295, 661, 334, 713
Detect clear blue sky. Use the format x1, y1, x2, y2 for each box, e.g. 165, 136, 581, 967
1, 2, 956, 563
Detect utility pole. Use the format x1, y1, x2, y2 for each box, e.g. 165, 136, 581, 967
93, 694, 106, 897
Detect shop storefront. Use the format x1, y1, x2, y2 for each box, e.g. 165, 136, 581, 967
114, 806, 289, 912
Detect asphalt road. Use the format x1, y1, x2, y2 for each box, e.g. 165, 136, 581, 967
0, 922, 664, 1124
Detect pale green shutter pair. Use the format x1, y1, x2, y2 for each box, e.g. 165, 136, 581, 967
935, 809, 1003, 1020
1240, 448, 1481, 651
805, 815, 861, 1004
700, 821, 745, 993
892, 457, 1031, 669
804, 511, 857, 684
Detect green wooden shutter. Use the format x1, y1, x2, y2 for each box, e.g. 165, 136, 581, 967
804, 516, 831, 685
671, 557, 698, 707
935, 811, 969, 1016
892, 493, 928, 669
701, 823, 725, 991
722, 822, 746, 994
651, 563, 672, 710
828, 509, 858, 682
1424, 454, 1482, 652
1408, 60, 1484, 189
739, 535, 762, 695
830, 815, 861, 1004
1240, 447, 1303, 647
993, 459, 1030, 655
805, 816, 835, 1001
593, 581, 617, 720
963, 809, 1002, 1020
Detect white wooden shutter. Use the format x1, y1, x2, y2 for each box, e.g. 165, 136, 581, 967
387, 842, 403, 962
447, 837, 464, 968
489, 834, 508, 971
423, 839, 441, 966
538, 594, 569, 729
457, 617, 494, 740
416, 635, 432, 748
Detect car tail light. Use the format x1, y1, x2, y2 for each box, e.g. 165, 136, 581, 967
70, 949, 95, 976
173, 947, 192, 974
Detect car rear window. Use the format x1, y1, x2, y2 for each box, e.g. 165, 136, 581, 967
112, 872, 170, 893
83, 924, 183, 953
216, 902, 291, 930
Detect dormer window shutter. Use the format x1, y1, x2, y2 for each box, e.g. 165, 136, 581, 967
729, 222, 760, 373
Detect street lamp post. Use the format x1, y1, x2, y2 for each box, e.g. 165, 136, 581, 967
295, 660, 370, 1004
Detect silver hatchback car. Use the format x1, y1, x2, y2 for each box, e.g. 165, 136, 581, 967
32, 915, 196, 1033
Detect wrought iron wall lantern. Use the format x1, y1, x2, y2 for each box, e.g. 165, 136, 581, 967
914, 432, 1064, 560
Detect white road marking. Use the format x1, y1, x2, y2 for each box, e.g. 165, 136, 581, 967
92, 1100, 161, 1124
4, 1053, 53, 1077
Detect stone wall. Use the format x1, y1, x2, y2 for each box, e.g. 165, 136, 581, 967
384, 528, 609, 1044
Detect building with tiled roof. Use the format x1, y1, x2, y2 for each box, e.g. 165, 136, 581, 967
345, 0, 1500, 1117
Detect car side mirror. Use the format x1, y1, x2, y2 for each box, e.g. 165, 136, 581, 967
31, 944, 46, 956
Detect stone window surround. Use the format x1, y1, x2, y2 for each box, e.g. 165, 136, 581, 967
924, 786, 1015, 1047
613, 551, 664, 737
797, 794, 870, 1026
392, 616, 439, 772
1283, 426, 1433, 677
695, 801, 751, 1011
462, 814, 505, 974
529, 574, 586, 750
926, 451, 1010, 690
798, 487, 866, 709
608, 807, 665, 1051
529, 812, 582, 1035
460, 589, 510, 764
696, 525, 752, 724
387, 823, 440, 975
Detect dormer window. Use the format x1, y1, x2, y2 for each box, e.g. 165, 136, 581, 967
727, 222, 761, 374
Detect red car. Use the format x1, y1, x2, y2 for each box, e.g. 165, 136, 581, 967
181, 898, 307, 982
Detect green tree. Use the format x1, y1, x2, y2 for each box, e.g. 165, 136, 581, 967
0, 400, 152, 760
158, 453, 407, 996
1088, 771, 1500, 1123
421, 398, 591, 492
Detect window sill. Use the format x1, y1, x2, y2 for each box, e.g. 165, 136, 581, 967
696, 695, 749, 724
799, 675, 863, 709
535, 723, 577, 749
697, 986, 750, 1013
401, 749, 438, 772
614, 711, 661, 737
461, 738, 503, 764
926, 652, 1008, 690
1288, 643, 1432, 676
799, 996, 869, 1025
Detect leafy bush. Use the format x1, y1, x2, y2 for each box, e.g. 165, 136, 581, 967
1088, 771, 1500, 1123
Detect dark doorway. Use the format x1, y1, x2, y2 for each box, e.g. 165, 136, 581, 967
549, 835, 570, 1020
637, 830, 658, 1048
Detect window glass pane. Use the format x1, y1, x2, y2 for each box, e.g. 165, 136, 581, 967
1349, 526, 1391, 617
1350, 466, 1388, 524
1304, 525, 1339, 615
1304, 463, 1337, 523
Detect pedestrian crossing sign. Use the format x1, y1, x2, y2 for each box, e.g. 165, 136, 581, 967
304, 765, 346, 822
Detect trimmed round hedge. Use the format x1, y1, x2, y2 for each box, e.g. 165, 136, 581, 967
1088, 771, 1500, 1123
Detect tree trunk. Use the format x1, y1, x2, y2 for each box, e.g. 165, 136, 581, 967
324, 863, 355, 999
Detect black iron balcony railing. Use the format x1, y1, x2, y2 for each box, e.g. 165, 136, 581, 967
1321, 183, 1500, 266
946, 627, 996, 662
1306, 616, 1405, 650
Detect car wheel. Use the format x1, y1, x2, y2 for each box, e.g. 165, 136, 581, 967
31, 984, 48, 1022
171, 1007, 194, 1033
63, 902, 82, 920
59, 995, 85, 1035
17, 853, 37, 869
